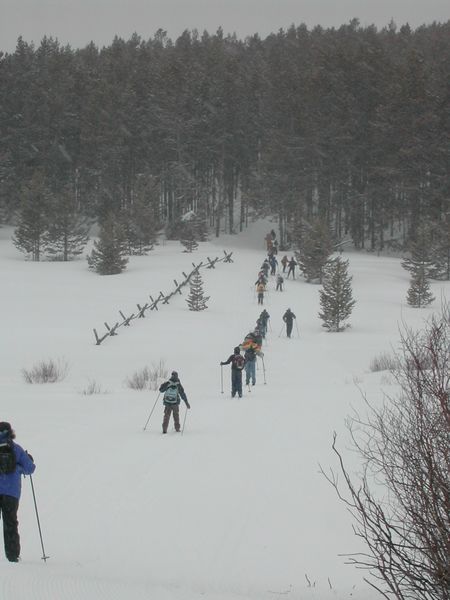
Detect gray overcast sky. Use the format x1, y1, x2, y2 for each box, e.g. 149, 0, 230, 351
1, 0, 450, 52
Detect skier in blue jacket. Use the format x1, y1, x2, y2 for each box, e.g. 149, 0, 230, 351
0, 422, 36, 562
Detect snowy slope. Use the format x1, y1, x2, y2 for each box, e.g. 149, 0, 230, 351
1, 221, 448, 600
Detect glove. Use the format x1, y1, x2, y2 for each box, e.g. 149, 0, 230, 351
220, 362, 224, 366
186, 402, 191, 409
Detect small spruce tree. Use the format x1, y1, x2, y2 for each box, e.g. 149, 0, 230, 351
406, 266, 435, 307
319, 257, 356, 332
87, 214, 128, 275
186, 270, 209, 311
180, 225, 199, 253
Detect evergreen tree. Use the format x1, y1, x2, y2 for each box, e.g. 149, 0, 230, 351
401, 222, 435, 279
13, 171, 50, 261
180, 224, 199, 253
406, 266, 435, 308
186, 270, 209, 311
297, 218, 333, 283
319, 257, 356, 332
43, 188, 90, 260
87, 214, 128, 275
120, 196, 158, 256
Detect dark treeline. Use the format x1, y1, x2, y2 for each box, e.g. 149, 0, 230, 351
1, 19, 449, 251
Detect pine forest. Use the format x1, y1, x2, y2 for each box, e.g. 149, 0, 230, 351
1, 20, 449, 256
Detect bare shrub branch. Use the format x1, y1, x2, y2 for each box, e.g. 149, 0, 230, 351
322, 304, 450, 600
22, 358, 69, 383
125, 359, 168, 391
81, 379, 106, 395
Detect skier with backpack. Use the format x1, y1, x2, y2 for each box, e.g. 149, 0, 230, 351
0, 421, 36, 562
159, 372, 190, 434
256, 281, 266, 305
244, 346, 257, 387
220, 347, 245, 398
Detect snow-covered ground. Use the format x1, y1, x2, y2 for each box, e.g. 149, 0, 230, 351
1, 220, 448, 600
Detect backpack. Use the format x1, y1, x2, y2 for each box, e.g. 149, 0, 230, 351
0, 440, 16, 475
164, 382, 179, 404
245, 348, 256, 362
234, 355, 245, 370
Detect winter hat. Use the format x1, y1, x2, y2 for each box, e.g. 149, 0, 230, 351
234, 346, 241, 353
0, 422, 14, 443
0, 422, 12, 434
171, 371, 179, 379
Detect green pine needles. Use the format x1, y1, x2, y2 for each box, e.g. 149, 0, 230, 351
407, 266, 435, 308
87, 215, 128, 275
186, 270, 209, 311
319, 257, 356, 332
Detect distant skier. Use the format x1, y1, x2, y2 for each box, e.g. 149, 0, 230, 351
269, 255, 278, 275
286, 257, 297, 279
220, 347, 245, 398
281, 255, 288, 273
282, 308, 296, 338
261, 259, 270, 278
0, 421, 36, 562
258, 309, 270, 338
253, 328, 263, 349
159, 371, 190, 433
244, 346, 257, 387
255, 272, 267, 286
276, 274, 284, 291
256, 281, 266, 305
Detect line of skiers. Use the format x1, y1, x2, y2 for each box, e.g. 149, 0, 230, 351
220, 306, 298, 397
255, 258, 284, 303
220, 310, 269, 397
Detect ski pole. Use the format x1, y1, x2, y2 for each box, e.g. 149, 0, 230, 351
295, 320, 300, 338
220, 364, 224, 394
29, 475, 49, 562
261, 356, 266, 384
143, 392, 160, 431
278, 325, 284, 338
181, 406, 188, 436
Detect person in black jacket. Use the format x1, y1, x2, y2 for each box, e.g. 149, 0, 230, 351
286, 257, 297, 279
283, 308, 296, 338
220, 347, 245, 398
159, 372, 190, 433
0, 422, 36, 562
